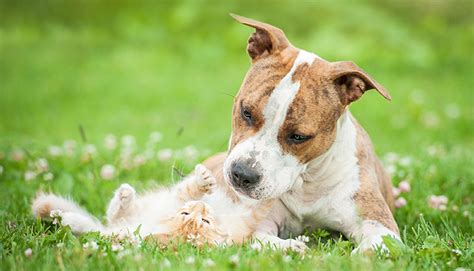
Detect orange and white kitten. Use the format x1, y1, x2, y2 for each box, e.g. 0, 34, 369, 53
32, 164, 273, 246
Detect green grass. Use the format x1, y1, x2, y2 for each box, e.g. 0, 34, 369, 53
0, 1, 473, 270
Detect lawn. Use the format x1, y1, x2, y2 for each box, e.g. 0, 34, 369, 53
0, 1, 473, 270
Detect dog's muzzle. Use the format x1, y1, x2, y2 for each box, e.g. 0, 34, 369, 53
229, 160, 262, 192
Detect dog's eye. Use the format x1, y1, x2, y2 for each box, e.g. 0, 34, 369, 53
288, 133, 313, 144
202, 218, 210, 224
181, 211, 190, 216
240, 103, 253, 125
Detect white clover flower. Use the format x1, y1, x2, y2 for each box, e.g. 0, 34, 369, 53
83, 240, 99, 250
183, 146, 198, 160
282, 255, 292, 263
82, 144, 97, 162
399, 157, 412, 167
48, 146, 63, 157
428, 195, 449, 210
100, 164, 115, 180
149, 131, 163, 143
398, 180, 411, 193
392, 187, 401, 197
421, 112, 439, 128
50, 209, 63, 225
157, 149, 173, 162
229, 254, 239, 264
295, 235, 310, 243
133, 154, 147, 167
185, 256, 195, 264
117, 249, 131, 259
410, 90, 425, 105
203, 258, 215, 267
0, 165, 3, 176
84, 144, 97, 155
394, 197, 407, 208
143, 149, 155, 159
104, 134, 117, 150
161, 258, 171, 268
111, 243, 124, 252
386, 165, 396, 175
35, 158, 49, 173
445, 103, 460, 119
56, 242, 64, 248
250, 242, 261, 250
121, 135, 136, 148
24, 248, 33, 258
11, 149, 25, 162
43, 172, 54, 181
463, 211, 469, 217
24, 171, 36, 181
63, 140, 76, 156
426, 145, 438, 157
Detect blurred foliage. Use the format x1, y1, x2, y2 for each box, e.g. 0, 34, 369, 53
0, 1, 473, 270
0, 0, 473, 154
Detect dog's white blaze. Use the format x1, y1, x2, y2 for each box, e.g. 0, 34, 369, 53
225, 50, 317, 199
262, 49, 317, 134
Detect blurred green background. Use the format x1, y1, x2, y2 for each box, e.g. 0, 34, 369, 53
1, 1, 473, 270
0, 0, 473, 153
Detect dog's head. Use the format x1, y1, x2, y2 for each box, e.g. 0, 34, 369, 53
223, 14, 391, 200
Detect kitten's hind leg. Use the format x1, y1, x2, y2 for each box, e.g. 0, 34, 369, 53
177, 164, 216, 202
106, 183, 138, 225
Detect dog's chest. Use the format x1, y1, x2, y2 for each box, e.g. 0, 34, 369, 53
278, 113, 362, 233
280, 177, 360, 233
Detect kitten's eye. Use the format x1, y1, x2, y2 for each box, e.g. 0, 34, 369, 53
181, 211, 190, 216
202, 218, 210, 224
288, 133, 313, 145
240, 103, 253, 125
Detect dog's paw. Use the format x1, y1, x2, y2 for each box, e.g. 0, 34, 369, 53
351, 235, 390, 255
117, 183, 136, 206
194, 164, 216, 193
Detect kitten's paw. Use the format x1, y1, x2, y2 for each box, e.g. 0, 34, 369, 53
284, 239, 308, 254
117, 183, 136, 206
194, 164, 216, 193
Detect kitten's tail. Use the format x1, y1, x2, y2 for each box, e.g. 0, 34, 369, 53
32, 192, 105, 233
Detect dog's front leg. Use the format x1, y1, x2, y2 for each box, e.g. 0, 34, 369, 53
349, 181, 401, 253
252, 218, 307, 253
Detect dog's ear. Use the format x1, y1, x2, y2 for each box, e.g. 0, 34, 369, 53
230, 14, 290, 61
331, 61, 391, 105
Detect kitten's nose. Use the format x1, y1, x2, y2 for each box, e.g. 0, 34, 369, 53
230, 161, 262, 189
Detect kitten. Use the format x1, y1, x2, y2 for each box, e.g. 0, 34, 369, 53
32, 164, 273, 247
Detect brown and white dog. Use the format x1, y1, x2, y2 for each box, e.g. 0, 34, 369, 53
203, 14, 400, 253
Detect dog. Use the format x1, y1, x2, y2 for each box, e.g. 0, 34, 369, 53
202, 14, 400, 253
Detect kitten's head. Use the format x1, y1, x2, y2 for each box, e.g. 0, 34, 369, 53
164, 201, 228, 247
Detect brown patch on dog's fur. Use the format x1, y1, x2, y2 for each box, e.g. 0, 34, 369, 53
352, 118, 399, 234
278, 59, 345, 163
229, 47, 299, 151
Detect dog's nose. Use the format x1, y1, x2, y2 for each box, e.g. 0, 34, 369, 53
230, 161, 262, 188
